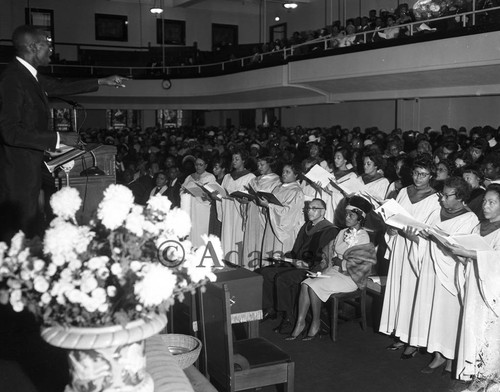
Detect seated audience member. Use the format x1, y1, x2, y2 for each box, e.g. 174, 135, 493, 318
150, 171, 168, 197
382, 15, 400, 39
163, 167, 182, 208
463, 165, 485, 220
286, 196, 375, 340
468, 138, 488, 165
259, 198, 338, 334
432, 159, 454, 192
124, 165, 154, 205
482, 151, 500, 186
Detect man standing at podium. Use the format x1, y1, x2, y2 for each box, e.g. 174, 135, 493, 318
0, 25, 127, 242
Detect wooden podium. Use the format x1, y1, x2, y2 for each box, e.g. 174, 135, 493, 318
55, 144, 116, 223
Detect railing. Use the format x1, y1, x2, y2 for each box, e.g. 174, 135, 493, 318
1, 5, 500, 79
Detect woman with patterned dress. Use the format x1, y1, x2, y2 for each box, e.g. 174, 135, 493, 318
286, 196, 375, 341
380, 155, 440, 357
242, 156, 280, 269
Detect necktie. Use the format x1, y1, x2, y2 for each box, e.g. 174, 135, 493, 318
155, 187, 161, 195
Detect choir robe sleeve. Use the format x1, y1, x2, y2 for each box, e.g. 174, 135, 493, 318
267, 185, 305, 246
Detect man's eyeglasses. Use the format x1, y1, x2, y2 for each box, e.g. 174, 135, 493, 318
306, 207, 325, 211
412, 171, 430, 178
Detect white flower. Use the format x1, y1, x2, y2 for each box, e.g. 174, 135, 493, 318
33, 259, 45, 272
68, 259, 82, 271
91, 288, 107, 306
147, 195, 172, 216
107, 286, 117, 297
110, 263, 123, 277
96, 267, 110, 280
8, 232, 24, 257
10, 289, 23, 312
50, 187, 82, 220
66, 289, 84, 304
161, 208, 191, 238
134, 264, 177, 307
97, 184, 135, 230
129, 260, 143, 272
46, 263, 57, 277
33, 276, 49, 293
40, 292, 51, 305
81, 294, 99, 312
44, 221, 93, 266
142, 220, 159, 235
81, 274, 98, 294
87, 256, 109, 271
125, 205, 145, 237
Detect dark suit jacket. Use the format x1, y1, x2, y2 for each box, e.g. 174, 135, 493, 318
0, 59, 98, 240
164, 180, 181, 208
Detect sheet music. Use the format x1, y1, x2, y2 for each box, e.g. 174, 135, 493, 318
430, 231, 493, 252
374, 199, 413, 220
304, 164, 335, 190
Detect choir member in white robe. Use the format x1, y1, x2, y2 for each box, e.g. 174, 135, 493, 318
359, 152, 390, 200
260, 163, 305, 265
445, 184, 500, 390
380, 155, 440, 357
242, 157, 280, 269
406, 177, 478, 373
180, 155, 216, 248
217, 150, 255, 265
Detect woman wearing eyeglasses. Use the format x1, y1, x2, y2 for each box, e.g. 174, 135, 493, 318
380, 154, 440, 357
404, 177, 479, 374
285, 196, 375, 341
259, 163, 305, 265
443, 184, 500, 389
180, 153, 216, 248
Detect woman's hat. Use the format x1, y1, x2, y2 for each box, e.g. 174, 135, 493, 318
346, 195, 372, 218
307, 135, 321, 143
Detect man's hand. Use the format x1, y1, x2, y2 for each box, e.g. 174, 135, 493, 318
59, 132, 79, 147
98, 75, 129, 88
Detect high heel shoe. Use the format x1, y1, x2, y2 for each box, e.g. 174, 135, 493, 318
301, 332, 323, 341
400, 347, 418, 360
386, 342, 405, 351
421, 360, 446, 374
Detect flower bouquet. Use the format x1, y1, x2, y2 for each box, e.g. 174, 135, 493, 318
0, 184, 221, 392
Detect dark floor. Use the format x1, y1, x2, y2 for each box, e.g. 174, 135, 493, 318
255, 312, 466, 392
0, 302, 469, 392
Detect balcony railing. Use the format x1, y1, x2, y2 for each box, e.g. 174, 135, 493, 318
1, 4, 499, 79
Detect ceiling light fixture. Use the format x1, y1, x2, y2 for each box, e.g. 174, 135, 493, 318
283, 2, 298, 9
150, 0, 163, 15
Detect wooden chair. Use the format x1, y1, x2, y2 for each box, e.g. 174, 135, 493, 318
197, 283, 294, 392
328, 288, 367, 342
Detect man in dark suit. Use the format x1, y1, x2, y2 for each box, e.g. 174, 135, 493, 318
0, 25, 126, 242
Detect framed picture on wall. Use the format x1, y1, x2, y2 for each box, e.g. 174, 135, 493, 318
95, 13, 128, 42
156, 19, 186, 45
212, 23, 238, 50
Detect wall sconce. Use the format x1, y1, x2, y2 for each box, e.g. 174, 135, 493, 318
283, 2, 298, 9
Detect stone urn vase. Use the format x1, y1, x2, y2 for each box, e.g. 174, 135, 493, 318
41, 313, 167, 392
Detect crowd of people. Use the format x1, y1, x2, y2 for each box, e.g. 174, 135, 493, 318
83, 120, 500, 390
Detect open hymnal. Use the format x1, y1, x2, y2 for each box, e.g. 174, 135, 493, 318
329, 176, 364, 195
304, 164, 335, 190
374, 199, 430, 231
229, 191, 257, 201
196, 182, 227, 200
183, 184, 207, 198
429, 231, 493, 252
247, 185, 283, 206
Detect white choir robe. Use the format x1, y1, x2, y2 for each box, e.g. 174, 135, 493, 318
242, 173, 281, 270
261, 181, 305, 266
457, 226, 500, 385
408, 209, 478, 359
379, 188, 440, 343
217, 172, 255, 265
181, 172, 216, 248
